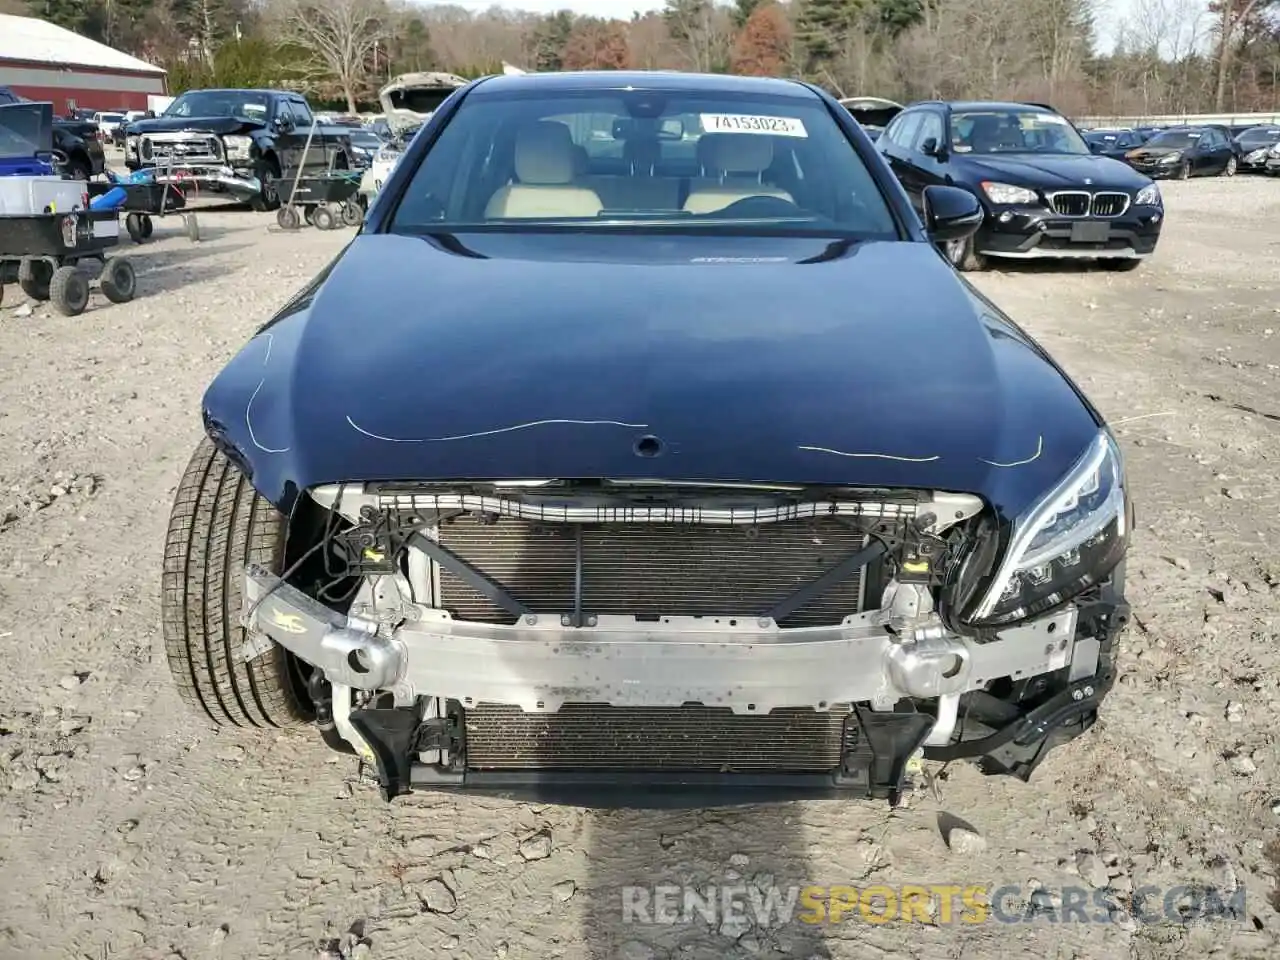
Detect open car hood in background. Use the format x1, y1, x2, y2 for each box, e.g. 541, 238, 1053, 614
839, 96, 904, 132
378, 72, 469, 133
0, 101, 53, 160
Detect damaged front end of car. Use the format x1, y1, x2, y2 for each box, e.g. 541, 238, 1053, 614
238, 432, 1131, 807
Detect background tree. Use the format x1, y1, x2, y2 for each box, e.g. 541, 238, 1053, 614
267, 0, 391, 112
730, 2, 792, 75
532, 10, 576, 72
561, 17, 631, 71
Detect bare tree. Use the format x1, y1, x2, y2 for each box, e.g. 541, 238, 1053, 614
268, 0, 392, 112
1212, 0, 1278, 108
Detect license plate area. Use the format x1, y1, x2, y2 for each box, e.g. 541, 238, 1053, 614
1070, 221, 1111, 243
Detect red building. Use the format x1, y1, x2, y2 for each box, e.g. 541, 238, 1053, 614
0, 13, 166, 114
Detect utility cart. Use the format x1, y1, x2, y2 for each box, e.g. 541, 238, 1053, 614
88, 168, 200, 244
0, 208, 137, 316
275, 121, 363, 231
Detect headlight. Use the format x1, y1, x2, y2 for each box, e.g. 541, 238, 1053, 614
981, 181, 1038, 205
1247, 148, 1267, 161
223, 135, 253, 161
1135, 183, 1160, 206
967, 431, 1128, 627
1158, 152, 1181, 163
126, 136, 139, 153
1269, 144, 1280, 157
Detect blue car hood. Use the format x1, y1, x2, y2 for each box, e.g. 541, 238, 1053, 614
204, 232, 1101, 520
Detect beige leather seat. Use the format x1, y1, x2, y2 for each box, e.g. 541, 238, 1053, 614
485, 122, 603, 219
683, 134, 794, 214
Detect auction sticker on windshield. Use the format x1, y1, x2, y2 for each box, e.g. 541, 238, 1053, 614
700, 114, 808, 137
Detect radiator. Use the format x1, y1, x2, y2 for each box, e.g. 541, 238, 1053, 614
433, 515, 867, 627
463, 703, 853, 772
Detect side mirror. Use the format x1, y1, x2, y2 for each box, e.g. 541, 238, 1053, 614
276, 115, 295, 133
920, 136, 944, 159
1089, 141, 1103, 154
145, 110, 156, 119
922, 184, 983, 242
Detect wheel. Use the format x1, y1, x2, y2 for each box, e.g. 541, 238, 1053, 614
125, 212, 145, 244
341, 200, 362, 227
1222, 155, 1237, 177
141, 214, 154, 239
276, 206, 301, 230
943, 234, 988, 272
48, 266, 89, 316
1099, 258, 1143, 272
161, 437, 312, 728
312, 204, 335, 231
184, 213, 201, 243
1178, 160, 1191, 180
18, 257, 52, 300
100, 258, 137, 303
64, 156, 91, 182
249, 156, 282, 212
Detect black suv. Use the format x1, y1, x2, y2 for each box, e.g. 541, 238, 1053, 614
877, 100, 1162, 272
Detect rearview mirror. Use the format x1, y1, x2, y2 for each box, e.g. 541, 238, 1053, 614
922, 185, 983, 243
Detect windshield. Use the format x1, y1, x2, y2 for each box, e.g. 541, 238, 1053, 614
950, 109, 1089, 155
1144, 130, 1202, 149
389, 89, 898, 238
0, 102, 52, 157
100, 113, 124, 122
163, 91, 272, 121
1238, 127, 1280, 146
348, 130, 383, 147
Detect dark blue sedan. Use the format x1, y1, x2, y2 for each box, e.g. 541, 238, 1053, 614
162, 70, 1132, 809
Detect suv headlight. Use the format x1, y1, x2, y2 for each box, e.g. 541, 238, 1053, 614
223, 135, 253, 161
1135, 183, 1160, 206
1158, 151, 1182, 163
126, 136, 139, 153
981, 181, 1038, 205
967, 431, 1128, 627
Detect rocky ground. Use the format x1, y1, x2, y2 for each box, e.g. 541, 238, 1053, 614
1, 177, 1279, 960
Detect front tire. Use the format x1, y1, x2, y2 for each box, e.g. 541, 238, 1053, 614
249, 156, 282, 212
161, 438, 311, 728
944, 234, 988, 272
1178, 160, 1191, 180
1222, 155, 1237, 177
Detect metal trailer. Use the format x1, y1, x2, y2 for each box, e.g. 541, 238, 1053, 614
0, 208, 137, 316
275, 121, 363, 231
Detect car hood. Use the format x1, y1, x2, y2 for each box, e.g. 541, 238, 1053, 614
378, 72, 468, 133
204, 234, 1101, 519
127, 115, 266, 136
1125, 145, 1188, 158
955, 153, 1151, 191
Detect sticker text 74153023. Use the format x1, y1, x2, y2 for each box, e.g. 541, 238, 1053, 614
700, 114, 808, 138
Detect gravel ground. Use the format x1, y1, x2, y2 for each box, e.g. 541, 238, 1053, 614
1, 177, 1279, 960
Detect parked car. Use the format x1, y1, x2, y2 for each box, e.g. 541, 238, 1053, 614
1083, 128, 1145, 159
125, 88, 355, 208
357, 72, 468, 208
0, 86, 104, 179
877, 99, 1162, 271
340, 126, 384, 167
93, 111, 126, 141
1123, 125, 1238, 179
1233, 125, 1280, 172
161, 71, 1131, 808
112, 109, 150, 147
838, 96, 903, 143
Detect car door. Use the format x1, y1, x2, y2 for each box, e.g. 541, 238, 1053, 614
907, 109, 949, 205
271, 98, 304, 176
1190, 130, 1213, 173
287, 97, 330, 174
878, 111, 925, 209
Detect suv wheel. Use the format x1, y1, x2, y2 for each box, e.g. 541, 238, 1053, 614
250, 157, 282, 212
1223, 155, 1237, 177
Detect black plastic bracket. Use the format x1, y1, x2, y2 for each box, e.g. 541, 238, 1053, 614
835, 705, 934, 806
348, 707, 422, 801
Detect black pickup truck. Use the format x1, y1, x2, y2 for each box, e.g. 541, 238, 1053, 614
123, 88, 355, 209
0, 86, 106, 180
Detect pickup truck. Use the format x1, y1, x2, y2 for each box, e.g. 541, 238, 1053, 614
0, 86, 106, 180
123, 88, 355, 209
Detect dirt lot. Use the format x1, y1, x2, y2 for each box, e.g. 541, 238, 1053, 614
1, 177, 1278, 960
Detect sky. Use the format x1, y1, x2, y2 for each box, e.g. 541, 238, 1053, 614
419, 0, 1157, 56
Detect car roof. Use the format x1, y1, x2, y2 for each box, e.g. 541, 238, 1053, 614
916, 100, 1063, 114
471, 70, 819, 100
180, 88, 299, 97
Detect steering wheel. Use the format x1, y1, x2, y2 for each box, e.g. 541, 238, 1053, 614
711, 195, 806, 218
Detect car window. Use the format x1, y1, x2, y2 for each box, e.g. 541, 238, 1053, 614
914, 112, 943, 153
165, 90, 272, 121
890, 112, 923, 149
289, 99, 315, 128
389, 88, 899, 239
950, 108, 1089, 155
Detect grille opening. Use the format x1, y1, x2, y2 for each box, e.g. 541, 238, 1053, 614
432, 514, 868, 627
462, 703, 854, 772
